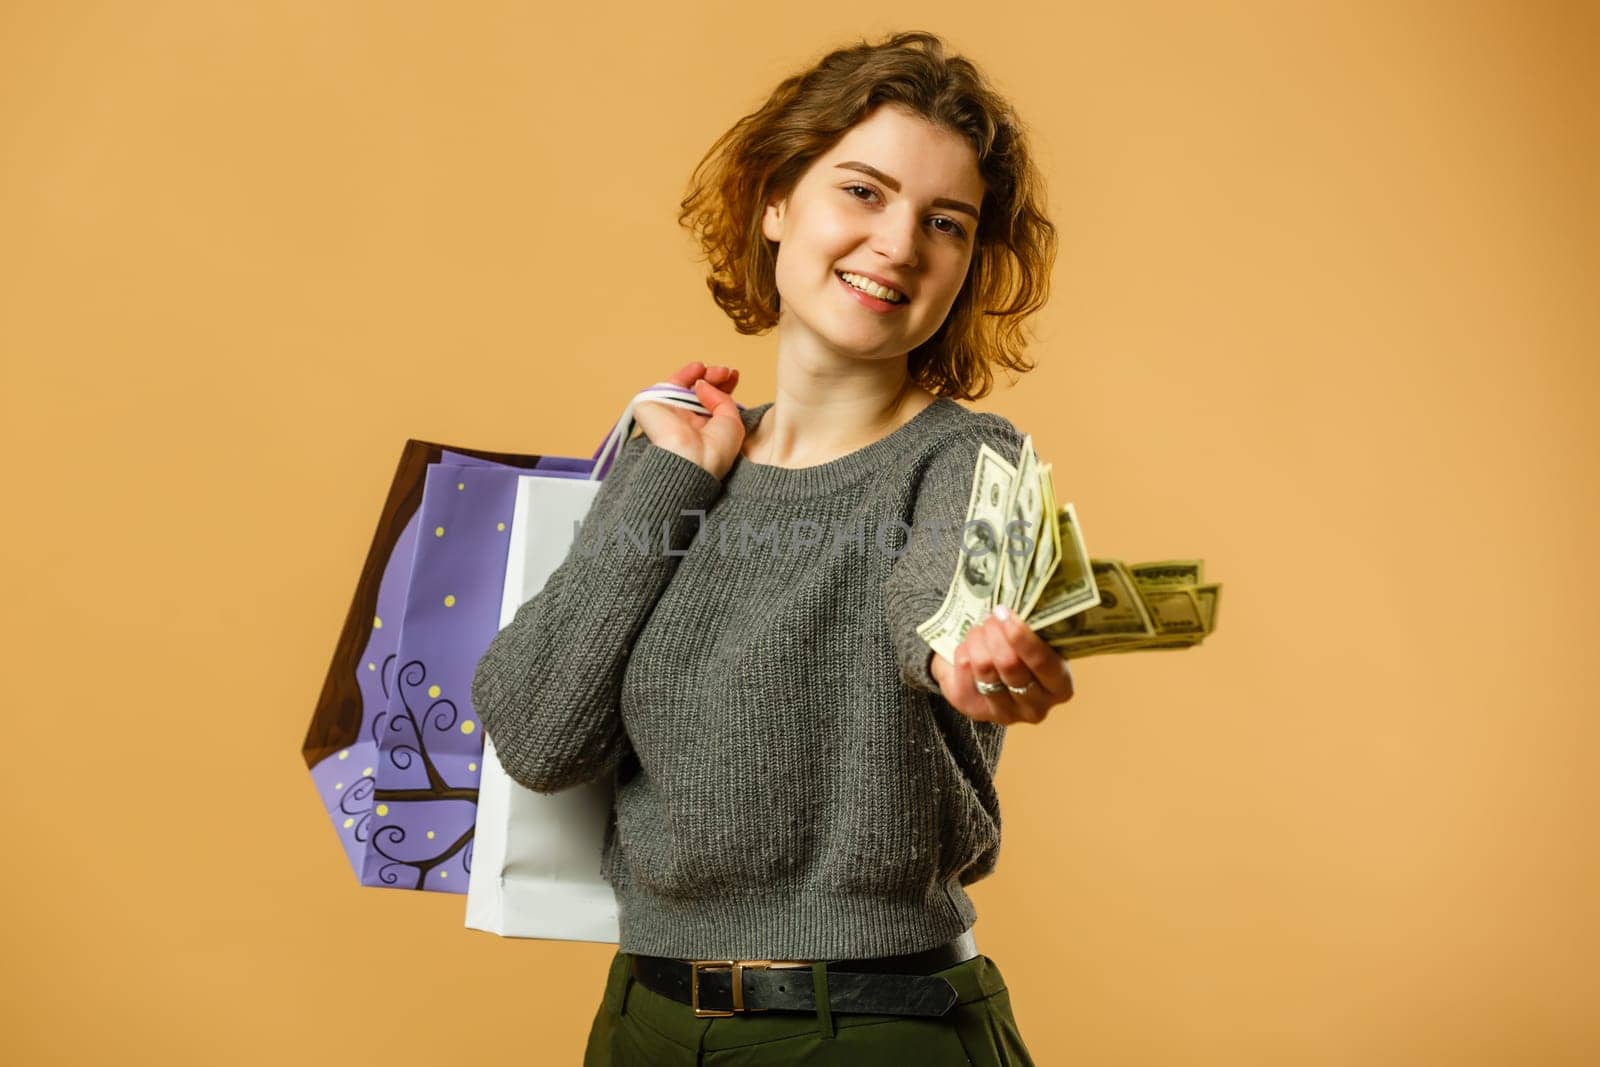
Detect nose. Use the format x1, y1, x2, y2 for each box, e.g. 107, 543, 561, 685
869, 206, 920, 270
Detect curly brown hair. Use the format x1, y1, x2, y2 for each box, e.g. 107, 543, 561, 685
677, 30, 1057, 401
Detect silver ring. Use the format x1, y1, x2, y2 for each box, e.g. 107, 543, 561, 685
1007, 682, 1035, 695
974, 679, 1007, 695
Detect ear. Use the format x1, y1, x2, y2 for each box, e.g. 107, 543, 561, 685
761, 194, 786, 243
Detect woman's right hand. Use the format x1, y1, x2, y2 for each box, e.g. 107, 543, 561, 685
632, 361, 746, 480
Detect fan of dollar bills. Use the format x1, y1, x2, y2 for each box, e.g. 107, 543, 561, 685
916, 435, 1222, 662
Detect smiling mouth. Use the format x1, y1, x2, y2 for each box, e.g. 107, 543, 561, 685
835, 270, 909, 305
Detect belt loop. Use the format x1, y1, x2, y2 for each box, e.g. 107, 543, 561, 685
810, 962, 835, 1040
608, 952, 635, 1017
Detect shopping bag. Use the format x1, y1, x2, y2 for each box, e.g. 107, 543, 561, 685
304, 384, 725, 896
303, 442, 594, 890
465, 385, 732, 939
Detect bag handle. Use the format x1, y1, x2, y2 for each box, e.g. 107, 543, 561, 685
588, 383, 747, 481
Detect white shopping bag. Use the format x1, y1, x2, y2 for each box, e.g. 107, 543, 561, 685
464, 383, 728, 941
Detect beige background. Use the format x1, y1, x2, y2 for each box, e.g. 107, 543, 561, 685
2, 2, 1594, 1064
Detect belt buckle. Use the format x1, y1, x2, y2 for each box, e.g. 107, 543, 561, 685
689, 959, 812, 1018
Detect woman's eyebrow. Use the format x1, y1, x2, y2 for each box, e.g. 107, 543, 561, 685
834, 160, 979, 219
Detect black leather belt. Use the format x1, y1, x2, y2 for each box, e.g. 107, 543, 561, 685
629, 936, 973, 1018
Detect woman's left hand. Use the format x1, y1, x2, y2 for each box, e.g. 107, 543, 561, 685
929, 604, 1075, 724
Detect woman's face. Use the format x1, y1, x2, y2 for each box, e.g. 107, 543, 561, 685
762, 104, 985, 364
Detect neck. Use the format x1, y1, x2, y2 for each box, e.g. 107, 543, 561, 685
757, 371, 931, 468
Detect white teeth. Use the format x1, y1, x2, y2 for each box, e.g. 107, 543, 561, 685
840, 271, 904, 303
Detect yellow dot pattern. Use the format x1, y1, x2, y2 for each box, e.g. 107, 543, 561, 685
443, 594, 456, 607
427, 684, 441, 699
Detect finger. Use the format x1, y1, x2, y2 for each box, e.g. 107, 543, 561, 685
692, 377, 741, 417
701, 367, 740, 399
641, 364, 711, 421
990, 606, 1073, 701
665, 361, 708, 389
970, 622, 1047, 723
950, 649, 997, 722
960, 627, 1020, 718
972, 616, 1034, 692
692, 378, 747, 454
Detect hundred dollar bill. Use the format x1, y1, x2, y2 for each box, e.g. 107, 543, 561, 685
915, 443, 1019, 662
1192, 583, 1221, 633
1038, 560, 1155, 652
1014, 462, 1060, 621
995, 435, 1045, 613
1092, 584, 1206, 653
1045, 563, 1222, 658
913, 433, 1222, 666
1023, 502, 1099, 630
1127, 559, 1205, 589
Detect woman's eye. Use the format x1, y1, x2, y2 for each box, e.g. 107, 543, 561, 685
844, 187, 966, 241
842, 184, 966, 239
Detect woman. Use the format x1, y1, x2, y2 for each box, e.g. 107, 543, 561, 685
471, 30, 1072, 1065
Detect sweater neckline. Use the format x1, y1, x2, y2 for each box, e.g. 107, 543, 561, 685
724, 396, 964, 500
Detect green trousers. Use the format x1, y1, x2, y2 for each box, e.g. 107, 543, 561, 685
583, 948, 1037, 1065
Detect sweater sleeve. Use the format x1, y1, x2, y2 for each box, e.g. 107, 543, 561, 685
881, 414, 1026, 694
882, 413, 1027, 888
470, 429, 724, 793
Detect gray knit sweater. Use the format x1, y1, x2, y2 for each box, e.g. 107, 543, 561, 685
470, 397, 1026, 960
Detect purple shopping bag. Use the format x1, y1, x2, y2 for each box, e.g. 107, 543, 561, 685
304, 439, 602, 892
304, 383, 725, 893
